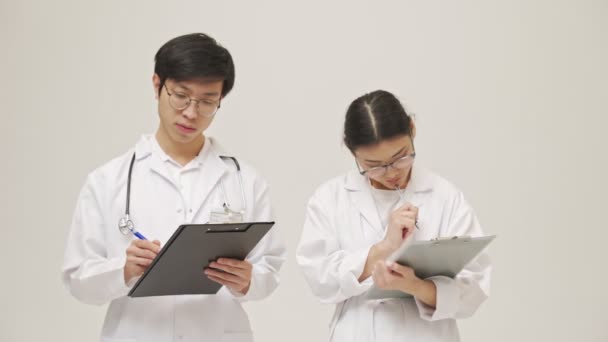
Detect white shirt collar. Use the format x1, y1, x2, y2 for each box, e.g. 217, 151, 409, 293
135, 134, 213, 168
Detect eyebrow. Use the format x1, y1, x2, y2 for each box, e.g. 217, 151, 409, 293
363, 146, 408, 164
172, 83, 221, 97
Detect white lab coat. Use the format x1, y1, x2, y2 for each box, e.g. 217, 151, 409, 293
62, 135, 286, 342
296, 165, 491, 342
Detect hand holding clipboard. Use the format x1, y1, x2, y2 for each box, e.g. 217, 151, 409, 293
128, 221, 275, 298
367, 235, 496, 300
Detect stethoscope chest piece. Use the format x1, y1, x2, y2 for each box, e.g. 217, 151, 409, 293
118, 215, 134, 235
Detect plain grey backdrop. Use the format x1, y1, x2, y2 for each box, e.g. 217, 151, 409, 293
1, 0, 607, 341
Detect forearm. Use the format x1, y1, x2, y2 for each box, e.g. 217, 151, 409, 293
409, 279, 437, 308
297, 248, 377, 304
359, 241, 394, 282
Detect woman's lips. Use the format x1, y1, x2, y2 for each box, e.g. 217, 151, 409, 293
387, 177, 401, 184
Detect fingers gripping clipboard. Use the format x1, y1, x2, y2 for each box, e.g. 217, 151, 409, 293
366, 235, 495, 300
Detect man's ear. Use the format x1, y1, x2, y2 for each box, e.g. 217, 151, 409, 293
152, 73, 161, 100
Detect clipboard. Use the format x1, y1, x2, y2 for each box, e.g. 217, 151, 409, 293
366, 235, 495, 300
128, 221, 275, 298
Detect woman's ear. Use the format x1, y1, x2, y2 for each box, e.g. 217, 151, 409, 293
410, 118, 417, 139
152, 73, 161, 100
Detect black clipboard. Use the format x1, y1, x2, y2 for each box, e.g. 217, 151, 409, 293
128, 221, 275, 298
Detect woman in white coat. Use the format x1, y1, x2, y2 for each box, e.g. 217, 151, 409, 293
296, 90, 491, 341
62, 33, 285, 342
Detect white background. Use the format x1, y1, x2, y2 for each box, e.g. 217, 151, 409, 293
1, 0, 607, 341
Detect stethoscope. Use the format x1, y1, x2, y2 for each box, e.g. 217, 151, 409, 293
118, 152, 247, 239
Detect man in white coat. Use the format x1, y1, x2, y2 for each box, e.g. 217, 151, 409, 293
62, 33, 286, 342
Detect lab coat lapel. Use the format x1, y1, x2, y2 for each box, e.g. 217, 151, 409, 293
401, 164, 434, 206
134, 135, 229, 220
189, 143, 228, 220
148, 155, 175, 186
344, 171, 384, 235
400, 164, 434, 236
134, 136, 174, 186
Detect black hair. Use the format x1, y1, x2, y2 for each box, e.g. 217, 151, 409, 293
154, 33, 235, 97
343, 90, 412, 153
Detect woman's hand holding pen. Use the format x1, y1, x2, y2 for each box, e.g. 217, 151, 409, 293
359, 202, 418, 282
380, 202, 418, 252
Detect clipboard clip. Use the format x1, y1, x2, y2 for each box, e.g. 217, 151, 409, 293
430, 235, 471, 243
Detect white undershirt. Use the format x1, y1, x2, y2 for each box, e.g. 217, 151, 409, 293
370, 186, 402, 229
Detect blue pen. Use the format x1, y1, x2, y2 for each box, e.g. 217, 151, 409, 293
127, 219, 147, 240
133, 230, 148, 240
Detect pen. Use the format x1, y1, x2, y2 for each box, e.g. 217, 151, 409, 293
129, 225, 147, 240
395, 186, 419, 230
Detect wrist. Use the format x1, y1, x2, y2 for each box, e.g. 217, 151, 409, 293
377, 239, 399, 255
240, 282, 251, 295
403, 277, 427, 296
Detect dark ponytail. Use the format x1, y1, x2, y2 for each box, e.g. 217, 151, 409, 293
343, 90, 412, 153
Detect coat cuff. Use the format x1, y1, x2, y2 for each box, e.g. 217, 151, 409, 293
336, 246, 375, 299
106, 257, 133, 299
415, 276, 460, 321
227, 264, 267, 301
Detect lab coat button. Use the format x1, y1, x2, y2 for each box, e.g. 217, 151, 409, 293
177, 208, 183, 213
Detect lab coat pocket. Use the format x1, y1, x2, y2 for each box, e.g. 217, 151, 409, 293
220, 332, 254, 342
